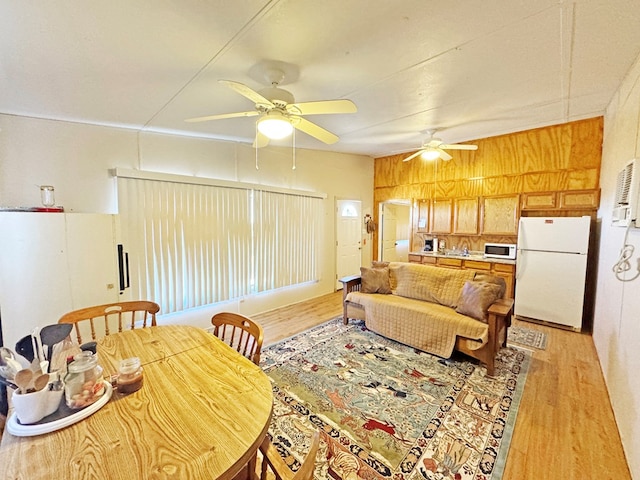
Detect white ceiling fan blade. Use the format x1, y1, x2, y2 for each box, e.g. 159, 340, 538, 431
219, 80, 273, 107
289, 99, 357, 115
403, 150, 425, 162
440, 144, 478, 151
438, 149, 453, 161
253, 131, 270, 148
185, 111, 258, 123
293, 117, 339, 144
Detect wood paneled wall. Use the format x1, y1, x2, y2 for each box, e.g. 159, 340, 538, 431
373, 117, 603, 254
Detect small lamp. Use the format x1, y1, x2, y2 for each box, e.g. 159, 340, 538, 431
257, 111, 294, 139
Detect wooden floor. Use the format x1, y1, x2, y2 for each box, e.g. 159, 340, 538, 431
253, 291, 631, 480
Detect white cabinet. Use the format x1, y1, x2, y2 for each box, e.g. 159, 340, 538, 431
0, 213, 122, 351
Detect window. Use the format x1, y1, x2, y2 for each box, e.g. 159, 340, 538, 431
116, 170, 324, 314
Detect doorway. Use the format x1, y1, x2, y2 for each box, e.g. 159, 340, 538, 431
335, 199, 362, 289
379, 201, 411, 262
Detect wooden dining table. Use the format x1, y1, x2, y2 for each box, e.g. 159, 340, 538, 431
0, 325, 274, 479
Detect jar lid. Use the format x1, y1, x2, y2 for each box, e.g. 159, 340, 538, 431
68, 351, 98, 373
119, 357, 141, 375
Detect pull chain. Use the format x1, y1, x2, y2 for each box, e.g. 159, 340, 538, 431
292, 129, 296, 170
255, 123, 259, 170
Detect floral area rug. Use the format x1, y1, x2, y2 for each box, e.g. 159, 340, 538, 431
261, 319, 531, 480
507, 325, 548, 350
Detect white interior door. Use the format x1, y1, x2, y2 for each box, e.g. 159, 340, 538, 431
394, 204, 410, 262
336, 200, 362, 289
381, 203, 398, 262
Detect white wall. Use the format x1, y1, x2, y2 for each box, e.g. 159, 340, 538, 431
0, 114, 374, 330
595, 54, 640, 478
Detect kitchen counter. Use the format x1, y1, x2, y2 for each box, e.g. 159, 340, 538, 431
408, 251, 516, 266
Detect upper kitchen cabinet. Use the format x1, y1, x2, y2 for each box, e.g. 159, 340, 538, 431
415, 200, 429, 232
431, 199, 452, 234
481, 194, 520, 235
559, 189, 600, 210
453, 197, 479, 234
521, 189, 600, 211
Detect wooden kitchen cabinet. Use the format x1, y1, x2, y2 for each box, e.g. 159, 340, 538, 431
481, 194, 520, 235
453, 197, 479, 234
559, 189, 600, 210
491, 263, 515, 299
521, 189, 600, 211
431, 199, 452, 234
436, 257, 463, 268
521, 191, 557, 210
415, 200, 429, 232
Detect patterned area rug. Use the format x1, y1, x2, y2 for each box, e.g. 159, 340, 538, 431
507, 325, 547, 350
261, 319, 531, 480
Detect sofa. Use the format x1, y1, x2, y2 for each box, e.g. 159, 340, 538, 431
339, 262, 514, 376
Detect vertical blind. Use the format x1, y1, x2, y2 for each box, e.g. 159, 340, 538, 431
117, 175, 323, 314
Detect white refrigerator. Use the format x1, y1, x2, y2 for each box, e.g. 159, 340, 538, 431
0, 213, 129, 352
514, 216, 590, 330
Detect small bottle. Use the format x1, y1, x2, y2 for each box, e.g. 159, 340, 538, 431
117, 357, 143, 394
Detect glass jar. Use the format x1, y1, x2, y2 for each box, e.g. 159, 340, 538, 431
64, 351, 105, 409
40, 185, 55, 207
117, 357, 143, 394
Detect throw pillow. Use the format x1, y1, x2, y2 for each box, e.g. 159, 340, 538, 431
456, 281, 503, 322
371, 261, 390, 269
360, 266, 392, 294
473, 273, 507, 299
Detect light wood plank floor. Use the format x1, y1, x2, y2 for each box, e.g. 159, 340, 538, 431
253, 291, 631, 480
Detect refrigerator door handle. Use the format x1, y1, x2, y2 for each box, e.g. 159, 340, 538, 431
117, 244, 129, 292
125, 252, 130, 289
515, 250, 524, 280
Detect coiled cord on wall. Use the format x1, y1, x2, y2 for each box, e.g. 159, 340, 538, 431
612, 220, 640, 281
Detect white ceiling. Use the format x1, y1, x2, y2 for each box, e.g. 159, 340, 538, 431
2, 0, 639, 158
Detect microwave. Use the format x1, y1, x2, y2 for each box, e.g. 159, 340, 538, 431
484, 243, 517, 260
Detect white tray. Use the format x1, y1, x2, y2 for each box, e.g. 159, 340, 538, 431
7, 380, 113, 437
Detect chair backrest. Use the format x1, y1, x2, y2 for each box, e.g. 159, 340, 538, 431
259, 430, 320, 480
58, 301, 160, 344
210, 312, 263, 366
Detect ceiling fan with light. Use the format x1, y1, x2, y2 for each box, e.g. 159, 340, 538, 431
403, 129, 478, 162
186, 64, 357, 148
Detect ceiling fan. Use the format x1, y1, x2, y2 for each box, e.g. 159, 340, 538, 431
185, 66, 357, 148
403, 129, 478, 162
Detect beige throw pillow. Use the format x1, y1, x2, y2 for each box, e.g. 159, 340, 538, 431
371, 261, 390, 269
456, 281, 503, 322
473, 272, 507, 299
360, 266, 392, 294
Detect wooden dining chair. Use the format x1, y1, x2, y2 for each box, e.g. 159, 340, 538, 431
58, 300, 160, 344
259, 430, 320, 480
210, 312, 264, 366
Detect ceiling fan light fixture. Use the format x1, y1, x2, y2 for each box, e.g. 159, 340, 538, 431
421, 149, 440, 160
257, 111, 293, 139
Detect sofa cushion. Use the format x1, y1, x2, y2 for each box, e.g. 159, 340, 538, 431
389, 262, 475, 308
456, 281, 503, 321
345, 290, 489, 358
360, 266, 392, 294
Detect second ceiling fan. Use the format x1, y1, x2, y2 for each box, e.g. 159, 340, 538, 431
186, 65, 357, 148
403, 129, 478, 162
